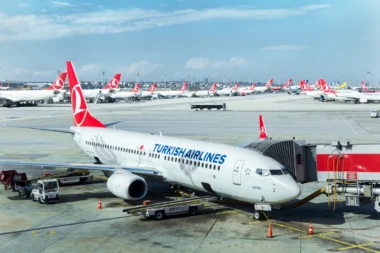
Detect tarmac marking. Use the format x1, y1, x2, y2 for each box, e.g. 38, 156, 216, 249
297, 231, 335, 239
31, 230, 56, 237
337, 112, 359, 136
336, 242, 376, 251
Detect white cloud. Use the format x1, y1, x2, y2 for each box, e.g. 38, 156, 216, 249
0, 5, 330, 41
17, 2, 30, 8
121, 61, 162, 75
184, 57, 248, 70
261, 45, 307, 51
79, 63, 103, 75
50, 1, 75, 7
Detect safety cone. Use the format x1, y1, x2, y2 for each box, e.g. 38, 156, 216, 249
308, 222, 314, 235
98, 200, 102, 210
266, 223, 273, 238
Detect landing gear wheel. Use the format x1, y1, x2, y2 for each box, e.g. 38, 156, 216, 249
189, 207, 197, 216
254, 211, 263, 220
155, 211, 164, 220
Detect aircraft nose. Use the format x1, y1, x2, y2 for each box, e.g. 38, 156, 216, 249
277, 176, 301, 202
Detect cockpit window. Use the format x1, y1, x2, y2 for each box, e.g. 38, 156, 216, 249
270, 170, 283, 176
282, 168, 289, 175
262, 169, 270, 177
255, 168, 262, 175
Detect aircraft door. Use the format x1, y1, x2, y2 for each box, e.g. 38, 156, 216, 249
233, 160, 245, 185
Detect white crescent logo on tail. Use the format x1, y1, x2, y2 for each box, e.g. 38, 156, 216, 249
72, 84, 88, 126
260, 126, 266, 134
54, 78, 64, 90
109, 78, 119, 89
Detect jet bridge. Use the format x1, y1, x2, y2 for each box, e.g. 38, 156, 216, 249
245, 139, 318, 183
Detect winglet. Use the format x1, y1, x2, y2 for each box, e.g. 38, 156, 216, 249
259, 115, 268, 140
66, 61, 106, 128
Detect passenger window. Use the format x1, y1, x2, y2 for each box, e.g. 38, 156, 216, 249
256, 169, 262, 176
198, 162, 200, 167
171, 157, 174, 162
201, 163, 204, 167
213, 165, 216, 170
218, 166, 220, 171
189, 161, 192, 165
158, 155, 160, 159
175, 158, 178, 162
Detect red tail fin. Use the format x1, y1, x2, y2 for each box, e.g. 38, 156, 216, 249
251, 83, 256, 90
46, 72, 67, 90
233, 83, 239, 90
265, 79, 273, 87
180, 83, 188, 91
66, 61, 106, 128
362, 81, 368, 91
284, 79, 292, 87
103, 73, 121, 90
209, 83, 217, 92
132, 83, 140, 92
149, 83, 157, 92
259, 115, 268, 140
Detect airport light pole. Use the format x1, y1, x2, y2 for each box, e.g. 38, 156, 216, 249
367, 71, 370, 85
137, 73, 139, 84
165, 73, 167, 91
102, 71, 105, 84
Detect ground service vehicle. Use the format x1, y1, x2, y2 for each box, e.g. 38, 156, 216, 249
145, 203, 204, 220
191, 103, 226, 110
30, 179, 59, 204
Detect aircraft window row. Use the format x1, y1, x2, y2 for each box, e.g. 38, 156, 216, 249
163, 155, 220, 171
85, 141, 160, 159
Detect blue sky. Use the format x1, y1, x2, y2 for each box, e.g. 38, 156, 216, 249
0, 0, 378, 84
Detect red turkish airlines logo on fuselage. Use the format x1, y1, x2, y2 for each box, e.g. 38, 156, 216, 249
71, 84, 88, 126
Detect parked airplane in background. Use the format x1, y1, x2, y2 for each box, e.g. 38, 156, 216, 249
193, 83, 217, 97
272, 79, 292, 92
0, 84, 11, 90
78, 73, 122, 103
109, 83, 141, 100
0, 72, 68, 107
218, 83, 239, 96
139, 83, 158, 99
0, 61, 301, 220
259, 115, 268, 141
157, 83, 189, 98
335, 82, 347, 89
253, 79, 273, 93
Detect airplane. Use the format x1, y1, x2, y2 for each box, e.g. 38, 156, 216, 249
335, 82, 347, 89
235, 83, 257, 96
272, 79, 292, 92
259, 115, 268, 141
193, 83, 217, 97
157, 83, 189, 98
300, 79, 328, 99
0, 84, 11, 90
0, 72, 68, 107
217, 83, 240, 96
139, 83, 158, 99
0, 61, 301, 220
109, 83, 141, 100
252, 79, 273, 93
70, 73, 122, 103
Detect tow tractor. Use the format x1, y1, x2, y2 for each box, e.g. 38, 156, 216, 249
30, 179, 59, 204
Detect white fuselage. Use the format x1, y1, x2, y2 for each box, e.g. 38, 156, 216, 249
253, 87, 269, 93
110, 91, 141, 99
72, 127, 301, 204
157, 90, 188, 97
0, 90, 62, 102
218, 88, 238, 96
193, 90, 216, 97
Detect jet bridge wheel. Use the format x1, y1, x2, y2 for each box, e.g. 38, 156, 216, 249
254, 211, 263, 220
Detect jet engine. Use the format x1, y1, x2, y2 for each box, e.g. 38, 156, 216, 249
106, 169, 148, 200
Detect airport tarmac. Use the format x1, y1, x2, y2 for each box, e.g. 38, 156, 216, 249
1, 93, 380, 253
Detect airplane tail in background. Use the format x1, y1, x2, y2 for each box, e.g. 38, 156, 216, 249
259, 115, 268, 140
362, 81, 368, 91
180, 83, 188, 91
66, 61, 106, 128
250, 83, 256, 90
103, 73, 122, 90
209, 83, 217, 92
265, 79, 273, 87
284, 79, 292, 87
132, 83, 140, 92
46, 72, 67, 90
232, 83, 239, 90
149, 83, 157, 92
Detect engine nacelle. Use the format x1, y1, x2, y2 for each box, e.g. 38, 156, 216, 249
107, 170, 148, 200
359, 98, 368, 103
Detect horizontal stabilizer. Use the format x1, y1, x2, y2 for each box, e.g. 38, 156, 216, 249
104, 120, 124, 127
5, 125, 74, 134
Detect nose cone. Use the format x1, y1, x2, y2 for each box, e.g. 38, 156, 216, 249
273, 175, 301, 203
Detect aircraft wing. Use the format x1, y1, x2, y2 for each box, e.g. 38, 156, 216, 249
0, 161, 164, 179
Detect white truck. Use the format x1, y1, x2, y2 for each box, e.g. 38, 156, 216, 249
145, 203, 204, 220
30, 179, 59, 204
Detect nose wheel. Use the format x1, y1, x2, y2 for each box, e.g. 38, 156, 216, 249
254, 210, 263, 220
